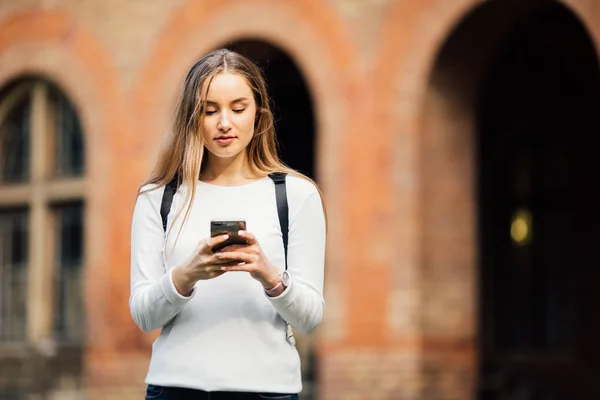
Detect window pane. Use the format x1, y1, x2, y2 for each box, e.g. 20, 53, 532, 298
51, 90, 84, 177
1, 95, 31, 183
53, 202, 84, 342
0, 209, 28, 342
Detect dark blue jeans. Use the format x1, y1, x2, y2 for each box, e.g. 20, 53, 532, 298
146, 384, 299, 400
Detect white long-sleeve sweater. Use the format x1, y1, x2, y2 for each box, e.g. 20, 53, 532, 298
129, 175, 326, 393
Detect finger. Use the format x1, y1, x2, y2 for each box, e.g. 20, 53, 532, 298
217, 251, 254, 264
220, 243, 246, 252
204, 234, 230, 253
208, 252, 237, 263
220, 264, 254, 272
204, 259, 234, 271
237, 230, 257, 245
208, 270, 226, 279
207, 258, 241, 267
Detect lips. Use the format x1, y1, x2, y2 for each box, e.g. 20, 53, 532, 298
215, 135, 236, 145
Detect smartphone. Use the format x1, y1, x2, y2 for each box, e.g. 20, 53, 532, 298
210, 219, 247, 252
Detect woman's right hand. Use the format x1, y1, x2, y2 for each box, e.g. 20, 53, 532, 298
171, 234, 233, 296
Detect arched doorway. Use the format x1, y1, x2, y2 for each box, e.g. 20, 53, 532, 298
477, 4, 600, 399
223, 39, 316, 181
423, 2, 600, 399
216, 39, 318, 399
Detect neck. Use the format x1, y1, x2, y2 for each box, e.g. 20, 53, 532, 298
202, 151, 258, 185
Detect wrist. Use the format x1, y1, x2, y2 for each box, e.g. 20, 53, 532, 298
264, 271, 291, 297
262, 271, 281, 290
172, 265, 196, 296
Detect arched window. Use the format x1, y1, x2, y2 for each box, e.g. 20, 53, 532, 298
0, 78, 85, 395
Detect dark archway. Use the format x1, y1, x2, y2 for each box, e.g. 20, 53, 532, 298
477, 4, 600, 399
223, 40, 316, 181
423, 1, 600, 399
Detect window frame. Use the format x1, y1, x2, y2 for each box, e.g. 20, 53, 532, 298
0, 79, 86, 350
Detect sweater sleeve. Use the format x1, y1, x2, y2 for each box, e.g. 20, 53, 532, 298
129, 187, 196, 332
266, 191, 326, 334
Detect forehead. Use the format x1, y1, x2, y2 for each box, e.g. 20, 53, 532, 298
204, 72, 253, 102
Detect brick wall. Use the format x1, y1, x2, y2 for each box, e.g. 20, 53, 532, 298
0, 0, 599, 399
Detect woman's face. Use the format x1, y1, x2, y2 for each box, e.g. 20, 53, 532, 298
201, 71, 257, 161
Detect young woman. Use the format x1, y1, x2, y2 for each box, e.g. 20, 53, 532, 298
129, 49, 326, 400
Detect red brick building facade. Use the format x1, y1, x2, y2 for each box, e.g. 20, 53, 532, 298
1, 1, 600, 399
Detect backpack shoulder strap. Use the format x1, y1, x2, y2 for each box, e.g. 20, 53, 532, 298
160, 176, 180, 233
268, 172, 296, 345
268, 172, 289, 270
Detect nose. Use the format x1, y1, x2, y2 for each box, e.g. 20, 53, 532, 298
218, 111, 232, 131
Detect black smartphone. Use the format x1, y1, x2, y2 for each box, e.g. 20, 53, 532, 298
210, 219, 247, 252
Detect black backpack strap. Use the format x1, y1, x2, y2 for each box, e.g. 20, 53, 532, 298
160, 176, 180, 233
268, 172, 296, 346
268, 172, 289, 270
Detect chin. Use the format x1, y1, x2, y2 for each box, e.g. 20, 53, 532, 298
205, 145, 245, 159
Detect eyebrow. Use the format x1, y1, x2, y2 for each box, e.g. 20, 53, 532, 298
205, 97, 249, 105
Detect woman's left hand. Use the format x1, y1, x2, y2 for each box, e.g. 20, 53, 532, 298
216, 231, 281, 289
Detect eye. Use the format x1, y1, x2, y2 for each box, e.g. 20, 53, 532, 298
204, 110, 217, 116
232, 108, 246, 114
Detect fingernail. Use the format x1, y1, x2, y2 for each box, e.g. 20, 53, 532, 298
221, 267, 226, 271
215, 253, 222, 258
238, 230, 244, 236
222, 234, 229, 239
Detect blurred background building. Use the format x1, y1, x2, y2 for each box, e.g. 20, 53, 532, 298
1, 0, 600, 399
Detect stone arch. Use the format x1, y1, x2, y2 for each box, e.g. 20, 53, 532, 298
376, 0, 600, 398
421, 0, 600, 347
132, 0, 363, 349
374, 0, 600, 343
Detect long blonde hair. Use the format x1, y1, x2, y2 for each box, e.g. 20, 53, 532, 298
141, 48, 326, 247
